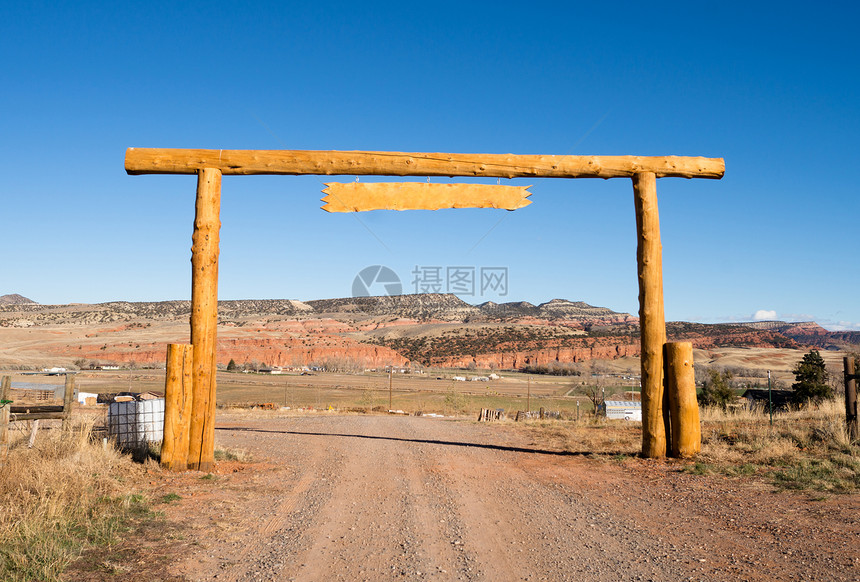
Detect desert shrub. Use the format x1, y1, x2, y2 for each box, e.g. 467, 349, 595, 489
358, 390, 378, 409
521, 362, 581, 376
444, 389, 468, 414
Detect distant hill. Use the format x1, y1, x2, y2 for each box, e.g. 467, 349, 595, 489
478, 298, 631, 322
0, 294, 36, 305
306, 295, 634, 324
0, 299, 314, 326
0, 294, 855, 370
306, 294, 480, 321
743, 320, 860, 350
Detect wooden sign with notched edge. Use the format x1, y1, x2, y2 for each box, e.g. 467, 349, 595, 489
321, 182, 532, 212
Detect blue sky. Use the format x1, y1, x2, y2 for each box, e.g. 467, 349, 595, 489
2, 2, 858, 330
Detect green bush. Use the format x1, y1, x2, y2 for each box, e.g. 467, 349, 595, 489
698, 369, 736, 410
791, 350, 831, 406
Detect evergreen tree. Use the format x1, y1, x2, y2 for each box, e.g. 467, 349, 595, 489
791, 350, 831, 405
227, 358, 237, 371
698, 369, 736, 410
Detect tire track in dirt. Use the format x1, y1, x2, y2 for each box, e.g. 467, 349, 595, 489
425, 426, 690, 580
257, 471, 315, 537
172, 421, 341, 582
286, 418, 414, 581
399, 444, 473, 580
284, 417, 474, 581
216, 469, 318, 582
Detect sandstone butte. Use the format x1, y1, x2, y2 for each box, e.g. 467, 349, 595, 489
3, 295, 856, 370
57, 327, 801, 371
60, 337, 409, 370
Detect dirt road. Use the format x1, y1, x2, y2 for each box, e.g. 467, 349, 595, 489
159, 414, 858, 581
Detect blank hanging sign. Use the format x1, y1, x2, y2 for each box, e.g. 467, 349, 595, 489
321, 182, 532, 212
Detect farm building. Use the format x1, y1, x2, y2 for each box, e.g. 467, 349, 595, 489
604, 401, 642, 421
741, 389, 794, 411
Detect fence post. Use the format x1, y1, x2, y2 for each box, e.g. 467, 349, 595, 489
28, 420, 40, 449
665, 342, 701, 457
1, 376, 10, 466
162, 344, 194, 471
62, 374, 75, 431
845, 357, 857, 441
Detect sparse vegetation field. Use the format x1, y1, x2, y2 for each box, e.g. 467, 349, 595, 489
0, 420, 156, 582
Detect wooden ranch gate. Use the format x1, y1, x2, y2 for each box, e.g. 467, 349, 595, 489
125, 148, 724, 469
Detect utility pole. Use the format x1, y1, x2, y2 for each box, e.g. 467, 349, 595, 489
768, 370, 773, 426
388, 370, 392, 411
527, 376, 531, 413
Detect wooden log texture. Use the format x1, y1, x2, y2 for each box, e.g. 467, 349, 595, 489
9, 412, 65, 421
162, 344, 193, 471
1, 376, 10, 466
10, 405, 64, 414
665, 342, 701, 457
126, 149, 725, 180
845, 357, 857, 441
634, 172, 668, 458
62, 374, 75, 431
188, 168, 221, 472
321, 182, 532, 212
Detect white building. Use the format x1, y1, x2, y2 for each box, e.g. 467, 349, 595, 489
604, 401, 642, 421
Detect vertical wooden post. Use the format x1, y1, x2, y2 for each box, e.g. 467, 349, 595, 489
665, 342, 701, 457
162, 344, 193, 471
845, 357, 857, 441
62, 374, 75, 431
633, 172, 667, 458
1, 376, 10, 466
188, 167, 222, 472
28, 420, 40, 449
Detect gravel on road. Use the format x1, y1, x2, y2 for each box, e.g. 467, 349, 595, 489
155, 414, 859, 582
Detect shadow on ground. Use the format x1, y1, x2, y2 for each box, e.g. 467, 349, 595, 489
215, 425, 629, 457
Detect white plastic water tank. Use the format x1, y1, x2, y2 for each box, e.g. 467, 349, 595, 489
108, 398, 164, 448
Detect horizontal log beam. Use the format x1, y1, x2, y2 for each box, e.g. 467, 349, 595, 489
10, 405, 63, 414
10, 412, 64, 421
126, 148, 725, 180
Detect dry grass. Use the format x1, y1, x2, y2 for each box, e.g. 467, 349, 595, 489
0, 419, 154, 581
694, 398, 860, 492
214, 444, 252, 463
500, 416, 641, 456
491, 398, 858, 493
